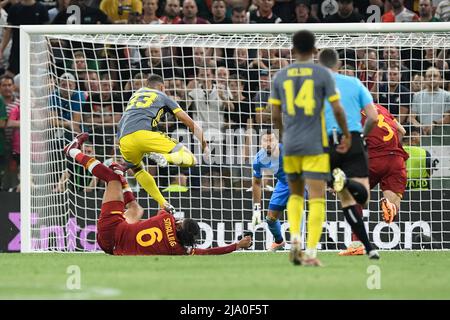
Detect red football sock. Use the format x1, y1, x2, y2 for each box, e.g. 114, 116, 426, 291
74, 153, 120, 183
351, 204, 364, 242
118, 173, 135, 205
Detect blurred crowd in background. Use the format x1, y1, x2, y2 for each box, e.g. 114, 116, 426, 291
0, 0, 448, 193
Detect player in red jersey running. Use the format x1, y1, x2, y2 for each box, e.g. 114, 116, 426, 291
64, 133, 252, 255
340, 104, 408, 255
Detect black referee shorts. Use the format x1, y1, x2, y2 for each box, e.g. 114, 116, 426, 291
329, 131, 369, 178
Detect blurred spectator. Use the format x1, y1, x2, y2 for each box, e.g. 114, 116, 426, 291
164, 77, 187, 105
0, 0, 49, 76
324, 0, 364, 22
273, 0, 296, 22
228, 73, 252, 127
160, 0, 181, 24
382, 0, 419, 22
381, 46, 410, 87
252, 69, 271, 124
177, 0, 209, 24
403, 126, 438, 190
83, 74, 122, 145
0, 95, 6, 183
188, 67, 230, 141
0, 7, 11, 75
418, 0, 440, 21
295, 0, 320, 22
377, 66, 411, 124
71, 51, 91, 89
231, 6, 248, 23
48, 72, 84, 143
99, 0, 142, 23
435, 0, 450, 21
209, 0, 231, 23
141, 46, 176, 78
249, 0, 283, 23
52, 0, 110, 24
358, 48, 380, 98
6, 100, 19, 166
410, 67, 450, 135
411, 73, 424, 93
339, 64, 356, 77
162, 172, 189, 192
54, 142, 98, 193
48, 0, 69, 22
137, 0, 162, 24
0, 75, 19, 160
85, 70, 100, 93
252, 69, 270, 112
311, 0, 339, 21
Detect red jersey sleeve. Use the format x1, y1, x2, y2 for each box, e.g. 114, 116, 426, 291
189, 243, 238, 255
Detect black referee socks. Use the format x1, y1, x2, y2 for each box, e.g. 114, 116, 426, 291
345, 180, 368, 205
342, 205, 373, 254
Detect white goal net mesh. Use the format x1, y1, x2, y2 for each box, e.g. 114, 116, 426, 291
26, 30, 450, 252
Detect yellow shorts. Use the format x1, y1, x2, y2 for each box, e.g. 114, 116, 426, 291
283, 153, 330, 181
119, 130, 179, 165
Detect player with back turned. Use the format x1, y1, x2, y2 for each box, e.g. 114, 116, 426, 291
270, 30, 351, 266
117, 74, 209, 213
319, 48, 380, 259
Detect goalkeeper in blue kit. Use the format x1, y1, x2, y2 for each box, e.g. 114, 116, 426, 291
252, 130, 301, 251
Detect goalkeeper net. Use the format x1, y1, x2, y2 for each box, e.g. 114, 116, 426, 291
21, 24, 450, 252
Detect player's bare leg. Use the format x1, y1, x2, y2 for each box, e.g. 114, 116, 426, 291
381, 190, 400, 223
287, 177, 305, 265
302, 178, 326, 267
266, 210, 285, 252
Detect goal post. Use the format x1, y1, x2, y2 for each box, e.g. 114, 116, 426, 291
20, 23, 450, 252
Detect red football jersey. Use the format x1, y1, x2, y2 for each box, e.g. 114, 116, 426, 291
361, 104, 409, 160
113, 211, 238, 256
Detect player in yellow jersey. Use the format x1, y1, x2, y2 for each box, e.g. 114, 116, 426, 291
270, 30, 351, 266
117, 74, 209, 212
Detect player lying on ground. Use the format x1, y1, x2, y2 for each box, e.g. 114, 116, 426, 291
251, 130, 289, 252
64, 133, 251, 255
270, 30, 351, 266
117, 74, 209, 213
320, 48, 380, 260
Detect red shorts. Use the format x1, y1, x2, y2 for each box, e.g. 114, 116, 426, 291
369, 155, 407, 195
97, 201, 126, 254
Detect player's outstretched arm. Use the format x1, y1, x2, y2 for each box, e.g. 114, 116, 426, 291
175, 110, 208, 153
189, 236, 252, 255
362, 103, 378, 137
330, 100, 352, 153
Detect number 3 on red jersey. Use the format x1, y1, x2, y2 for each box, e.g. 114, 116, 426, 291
377, 114, 394, 142
136, 227, 163, 247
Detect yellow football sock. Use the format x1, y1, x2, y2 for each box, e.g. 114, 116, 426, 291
163, 148, 196, 167
134, 169, 166, 206
287, 194, 304, 242
306, 198, 326, 251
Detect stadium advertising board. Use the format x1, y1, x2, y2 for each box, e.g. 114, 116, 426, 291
0, 190, 448, 252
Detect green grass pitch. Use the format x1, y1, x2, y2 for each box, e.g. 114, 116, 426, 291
1, 251, 449, 299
